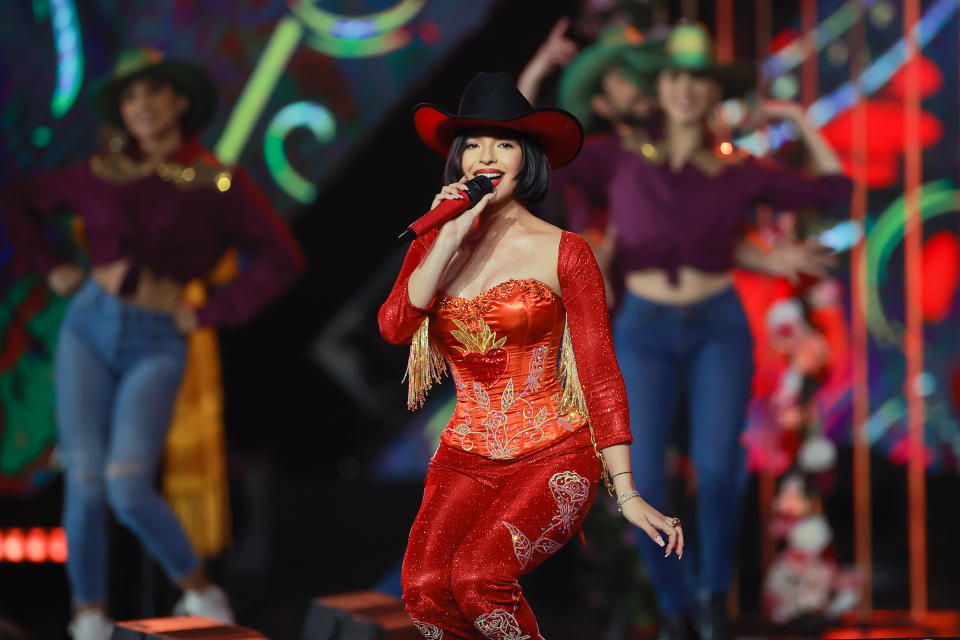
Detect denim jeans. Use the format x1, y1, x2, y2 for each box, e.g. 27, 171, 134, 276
55, 279, 199, 605
613, 288, 753, 614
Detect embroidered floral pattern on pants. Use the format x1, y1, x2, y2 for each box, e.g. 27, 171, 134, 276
501, 470, 591, 568
411, 619, 443, 639
474, 609, 531, 640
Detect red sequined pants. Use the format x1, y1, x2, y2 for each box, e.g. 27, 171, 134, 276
401, 429, 601, 640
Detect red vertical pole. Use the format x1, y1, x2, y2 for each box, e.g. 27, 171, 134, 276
754, 0, 771, 65
715, 0, 735, 63
801, 0, 818, 107
903, 0, 927, 621
753, 0, 775, 576
850, 7, 873, 621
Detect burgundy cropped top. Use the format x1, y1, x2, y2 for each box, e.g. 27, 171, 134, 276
552, 133, 854, 283
0, 138, 304, 326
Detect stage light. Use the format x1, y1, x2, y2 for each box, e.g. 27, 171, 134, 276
913, 372, 937, 398
31, 126, 52, 147
0, 527, 68, 563
721, 99, 745, 127
817, 220, 863, 253
827, 40, 849, 65
4, 528, 25, 563
215, 172, 232, 192
48, 527, 68, 563
25, 528, 46, 563
771, 74, 799, 100
870, 0, 897, 27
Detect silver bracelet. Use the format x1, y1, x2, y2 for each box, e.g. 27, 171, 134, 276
616, 489, 641, 513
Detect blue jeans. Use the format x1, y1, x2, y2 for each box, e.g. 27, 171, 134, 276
55, 280, 199, 605
613, 288, 753, 614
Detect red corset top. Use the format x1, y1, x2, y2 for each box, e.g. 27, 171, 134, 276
431, 278, 587, 459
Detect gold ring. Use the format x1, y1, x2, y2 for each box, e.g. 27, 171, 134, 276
670, 517, 680, 528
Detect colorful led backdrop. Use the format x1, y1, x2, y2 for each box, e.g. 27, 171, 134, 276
0, 0, 501, 493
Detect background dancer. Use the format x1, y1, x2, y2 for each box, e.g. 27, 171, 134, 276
0, 49, 304, 640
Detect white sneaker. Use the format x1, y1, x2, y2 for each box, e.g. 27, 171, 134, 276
68, 610, 113, 640
173, 584, 235, 624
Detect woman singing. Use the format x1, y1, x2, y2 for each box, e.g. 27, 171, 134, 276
379, 72, 682, 639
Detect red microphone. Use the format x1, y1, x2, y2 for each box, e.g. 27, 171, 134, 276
398, 175, 494, 241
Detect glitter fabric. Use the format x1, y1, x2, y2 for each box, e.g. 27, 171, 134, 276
378, 230, 632, 458
433, 280, 587, 460
378, 228, 441, 345
379, 230, 632, 637
554, 231, 632, 449
401, 430, 601, 640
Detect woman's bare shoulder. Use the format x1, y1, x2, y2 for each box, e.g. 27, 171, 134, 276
518, 212, 565, 243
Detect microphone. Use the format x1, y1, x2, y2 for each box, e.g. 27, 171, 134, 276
398, 175, 494, 241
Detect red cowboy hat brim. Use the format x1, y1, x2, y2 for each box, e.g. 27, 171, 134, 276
414, 105, 584, 169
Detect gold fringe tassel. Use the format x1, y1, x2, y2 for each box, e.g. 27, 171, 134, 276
404, 317, 447, 410
558, 319, 614, 496
558, 319, 589, 418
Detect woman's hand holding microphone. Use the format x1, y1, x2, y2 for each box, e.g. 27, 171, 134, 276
431, 176, 496, 249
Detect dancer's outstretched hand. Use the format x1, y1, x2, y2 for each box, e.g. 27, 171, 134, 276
620, 496, 684, 559
766, 238, 838, 283
518, 17, 577, 102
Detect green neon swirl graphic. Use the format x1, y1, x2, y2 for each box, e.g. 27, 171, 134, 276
864, 179, 959, 344
305, 29, 413, 58
264, 102, 336, 204
215, 17, 304, 164
291, 0, 426, 58
290, 0, 425, 34
49, 0, 83, 118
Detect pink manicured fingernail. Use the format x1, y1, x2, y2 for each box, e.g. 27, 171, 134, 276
656, 537, 664, 547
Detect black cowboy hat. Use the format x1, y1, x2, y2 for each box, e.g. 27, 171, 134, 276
414, 72, 584, 168
92, 47, 217, 133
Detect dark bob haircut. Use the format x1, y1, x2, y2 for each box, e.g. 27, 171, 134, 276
442, 131, 551, 208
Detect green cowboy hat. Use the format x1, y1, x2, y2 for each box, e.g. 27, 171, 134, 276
645, 23, 757, 99
558, 26, 663, 131
92, 47, 217, 133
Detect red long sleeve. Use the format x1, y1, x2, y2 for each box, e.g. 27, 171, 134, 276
558, 231, 632, 448
378, 229, 439, 345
